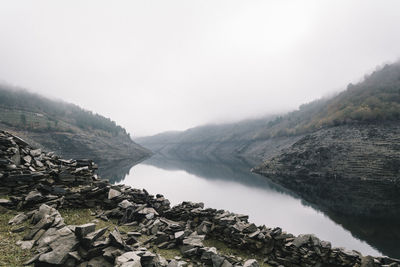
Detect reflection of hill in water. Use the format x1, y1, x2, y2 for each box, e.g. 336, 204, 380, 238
96, 159, 139, 184
142, 155, 297, 196
137, 155, 400, 259
326, 212, 400, 259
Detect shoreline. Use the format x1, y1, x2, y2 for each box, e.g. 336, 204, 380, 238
1, 130, 399, 267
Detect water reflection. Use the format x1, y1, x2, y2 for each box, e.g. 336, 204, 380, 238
97, 155, 399, 258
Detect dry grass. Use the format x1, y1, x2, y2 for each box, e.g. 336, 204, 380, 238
204, 238, 271, 267
0, 207, 34, 267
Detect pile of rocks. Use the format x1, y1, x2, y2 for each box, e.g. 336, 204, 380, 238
0, 130, 96, 201
1, 130, 400, 267
9, 203, 260, 267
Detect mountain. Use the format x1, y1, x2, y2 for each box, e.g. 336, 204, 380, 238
0, 84, 151, 163
138, 61, 400, 218
138, 61, 400, 164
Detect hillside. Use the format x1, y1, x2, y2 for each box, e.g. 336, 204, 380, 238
0, 84, 151, 163
138, 61, 400, 165
252, 123, 400, 218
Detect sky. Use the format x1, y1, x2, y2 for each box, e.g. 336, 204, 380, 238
0, 0, 399, 137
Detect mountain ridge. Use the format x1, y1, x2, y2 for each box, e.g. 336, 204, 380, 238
0, 83, 151, 163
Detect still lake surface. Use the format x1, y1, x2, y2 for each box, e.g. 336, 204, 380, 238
102, 155, 394, 258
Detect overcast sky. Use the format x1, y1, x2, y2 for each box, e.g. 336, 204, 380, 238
0, 1, 399, 136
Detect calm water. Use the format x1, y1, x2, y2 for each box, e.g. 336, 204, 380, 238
102, 156, 399, 258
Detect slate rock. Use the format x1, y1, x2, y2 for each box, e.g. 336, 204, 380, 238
38, 234, 79, 265
25, 190, 44, 203
108, 188, 122, 199
110, 227, 126, 248
8, 213, 28, 225
0, 198, 12, 206
75, 223, 96, 240
17, 240, 35, 250
243, 259, 259, 267
293, 234, 311, 248
88, 256, 113, 267
30, 149, 42, 157
212, 254, 226, 267
115, 251, 141, 267
82, 227, 108, 247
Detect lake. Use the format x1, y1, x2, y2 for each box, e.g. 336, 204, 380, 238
99, 156, 399, 258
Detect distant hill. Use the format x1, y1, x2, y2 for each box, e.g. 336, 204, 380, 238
138, 61, 400, 164
0, 84, 151, 163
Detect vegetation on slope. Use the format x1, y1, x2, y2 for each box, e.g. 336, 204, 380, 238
140, 61, 400, 146
0, 84, 128, 138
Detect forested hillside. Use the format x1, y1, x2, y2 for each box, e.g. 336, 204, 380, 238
0, 84, 150, 163
138, 61, 400, 164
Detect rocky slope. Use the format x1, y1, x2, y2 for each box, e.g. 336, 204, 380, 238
0, 84, 151, 163
2, 131, 400, 266
252, 123, 400, 218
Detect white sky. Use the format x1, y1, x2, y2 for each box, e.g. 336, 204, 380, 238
0, 0, 399, 136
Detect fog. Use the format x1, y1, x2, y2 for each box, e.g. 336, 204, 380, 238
0, 0, 399, 136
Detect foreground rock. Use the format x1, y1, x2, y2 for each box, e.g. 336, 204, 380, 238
1, 130, 400, 267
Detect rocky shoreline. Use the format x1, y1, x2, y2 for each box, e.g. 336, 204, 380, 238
252, 124, 400, 218
1, 130, 399, 267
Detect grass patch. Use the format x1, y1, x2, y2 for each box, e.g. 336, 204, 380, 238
0, 208, 34, 267
60, 208, 138, 234
204, 238, 271, 267
152, 247, 182, 260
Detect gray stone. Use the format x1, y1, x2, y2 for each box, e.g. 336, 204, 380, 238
103, 246, 123, 261
221, 259, 233, 267
0, 198, 12, 205
115, 251, 141, 267
293, 234, 311, 248
361, 256, 375, 267
127, 231, 142, 237
30, 148, 42, 157
75, 223, 96, 239
110, 227, 126, 248
25, 190, 44, 203
167, 260, 188, 267
32, 204, 53, 224
174, 231, 185, 240
38, 234, 79, 265
201, 247, 217, 263
88, 256, 113, 267
8, 213, 28, 225
82, 227, 108, 247
212, 254, 226, 267
138, 207, 159, 216
243, 259, 259, 267
37, 226, 73, 248
108, 188, 122, 199
23, 155, 32, 164
24, 214, 55, 240
119, 199, 134, 209
17, 240, 35, 250
182, 233, 205, 247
